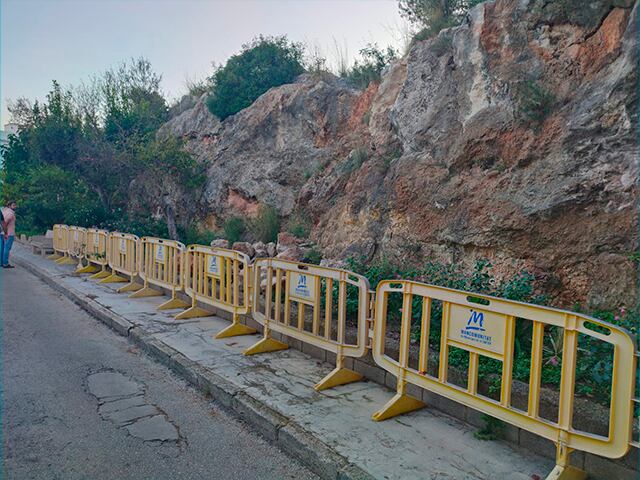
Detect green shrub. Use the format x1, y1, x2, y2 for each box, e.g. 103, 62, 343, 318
180, 224, 217, 246
286, 211, 312, 239
345, 44, 397, 89
206, 36, 305, 120
343, 147, 369, 174
223, 217, 246, 244
248, 205, 280, 243
400, 0, 486, 41
303, 247, 323, 265
516, 80, 556, 128
474, 415, 506, 441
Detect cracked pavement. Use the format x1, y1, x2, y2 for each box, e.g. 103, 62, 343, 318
2, 266, 318, 480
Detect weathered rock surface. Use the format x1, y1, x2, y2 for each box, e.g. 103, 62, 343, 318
161, 0, 638, 309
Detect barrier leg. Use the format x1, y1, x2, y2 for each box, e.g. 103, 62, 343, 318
158, 293, 190, 311
314, 354, 363, 391
214, 313, 257, 339
55, 255, 76, 265
545, 444, 586, 480
175, 299, 213, 320
99, 273, 128, 284
371, 375, 425, 421
129, 286, 163, 299
90, 267, 111, 280
117, 281, 143, 293
243, 323, 288, 356
76, 263, 100, 274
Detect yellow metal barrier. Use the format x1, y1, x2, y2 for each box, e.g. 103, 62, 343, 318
68, 226, 87, 270
50, 224, 76, 264
129, 237, 190, 311
175, 245, 256, 338
48, 224, 67, 260
246, 258, 372, 391
80, 228, 110, 278
100, 232, 142, 293
371, 280, 637, 480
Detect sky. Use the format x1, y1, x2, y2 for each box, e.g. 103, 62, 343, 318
0, 0, 409, 126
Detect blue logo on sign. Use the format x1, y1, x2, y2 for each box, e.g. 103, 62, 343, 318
297, 275, 307, 288
465, 310, 485, 332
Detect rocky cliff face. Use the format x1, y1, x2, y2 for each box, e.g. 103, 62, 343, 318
160, 0, 638, 310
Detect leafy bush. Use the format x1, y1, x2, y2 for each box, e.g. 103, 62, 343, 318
303, 247, 323, 265
345, 44, 397, 89
516, 80, 556, 128
206, 36, 305, 120
400, 0, 486, 41
248, 205, 280, 243
286, 210, 312, 239
223, 217, 246, 244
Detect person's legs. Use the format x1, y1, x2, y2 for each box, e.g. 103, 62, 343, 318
0, 236, 5, 266
2, 235, 14, 266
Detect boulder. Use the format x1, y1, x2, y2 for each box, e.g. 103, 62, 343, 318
276, 246, 304, 262
266, 242, 277, 257
232, 241, 256, 258
210, 239, 229, 249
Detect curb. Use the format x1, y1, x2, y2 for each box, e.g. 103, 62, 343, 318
13, 254, 375, 480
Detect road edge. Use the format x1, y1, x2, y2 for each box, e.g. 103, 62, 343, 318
13, 254, 375, 480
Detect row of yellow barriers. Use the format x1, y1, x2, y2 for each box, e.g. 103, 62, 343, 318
49, 224, 637, 480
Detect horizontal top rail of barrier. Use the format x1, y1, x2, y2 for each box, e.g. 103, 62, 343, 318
67, 226, 87, 259
176, 245, 256, 337
371, 279, 637, 478
247, 258, 372, 391
52, 224, 68, 255
85, 229, 109, 267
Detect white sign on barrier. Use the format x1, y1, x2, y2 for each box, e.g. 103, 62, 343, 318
155, 245, 166, 263
119, 238, 126, 253
207, 255, 220, 277
93, 235, 99, 247
289, 272, 316, 305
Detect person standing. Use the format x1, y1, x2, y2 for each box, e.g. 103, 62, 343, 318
1, 201, 17, 269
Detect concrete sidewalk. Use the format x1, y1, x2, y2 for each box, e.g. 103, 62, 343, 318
12, 243, 553, 480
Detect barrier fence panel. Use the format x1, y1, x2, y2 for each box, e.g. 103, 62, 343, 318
100, 232, 142, 293
82, 229, 110, 278
67, 226, 87, 270
50, 225, 75, 264
371, 280, 637, 480
176, 245, 256, 338
129, 237, 190, 311
247, 258, 372, 391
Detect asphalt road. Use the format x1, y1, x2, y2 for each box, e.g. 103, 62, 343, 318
2, 266, 318, 480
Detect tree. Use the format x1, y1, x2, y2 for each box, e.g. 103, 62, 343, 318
206, 35, 305, 120
398, 0, 485, 38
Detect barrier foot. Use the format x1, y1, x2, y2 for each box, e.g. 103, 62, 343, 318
55, 256, 76, 265
117, 282, 143, 293
99, 273, 128, 284
47, 254, 62, 260
214, 323, 257, 339
157, 297, 190, 311
244, 337, 289, 356
175, 306, 213, 320
371, 393, 425, 421
89, 269, 111, 280
75, 264, 100, 274
129, 286, 163, 298
545, 465, 587, 480
314, 367, 363, 391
